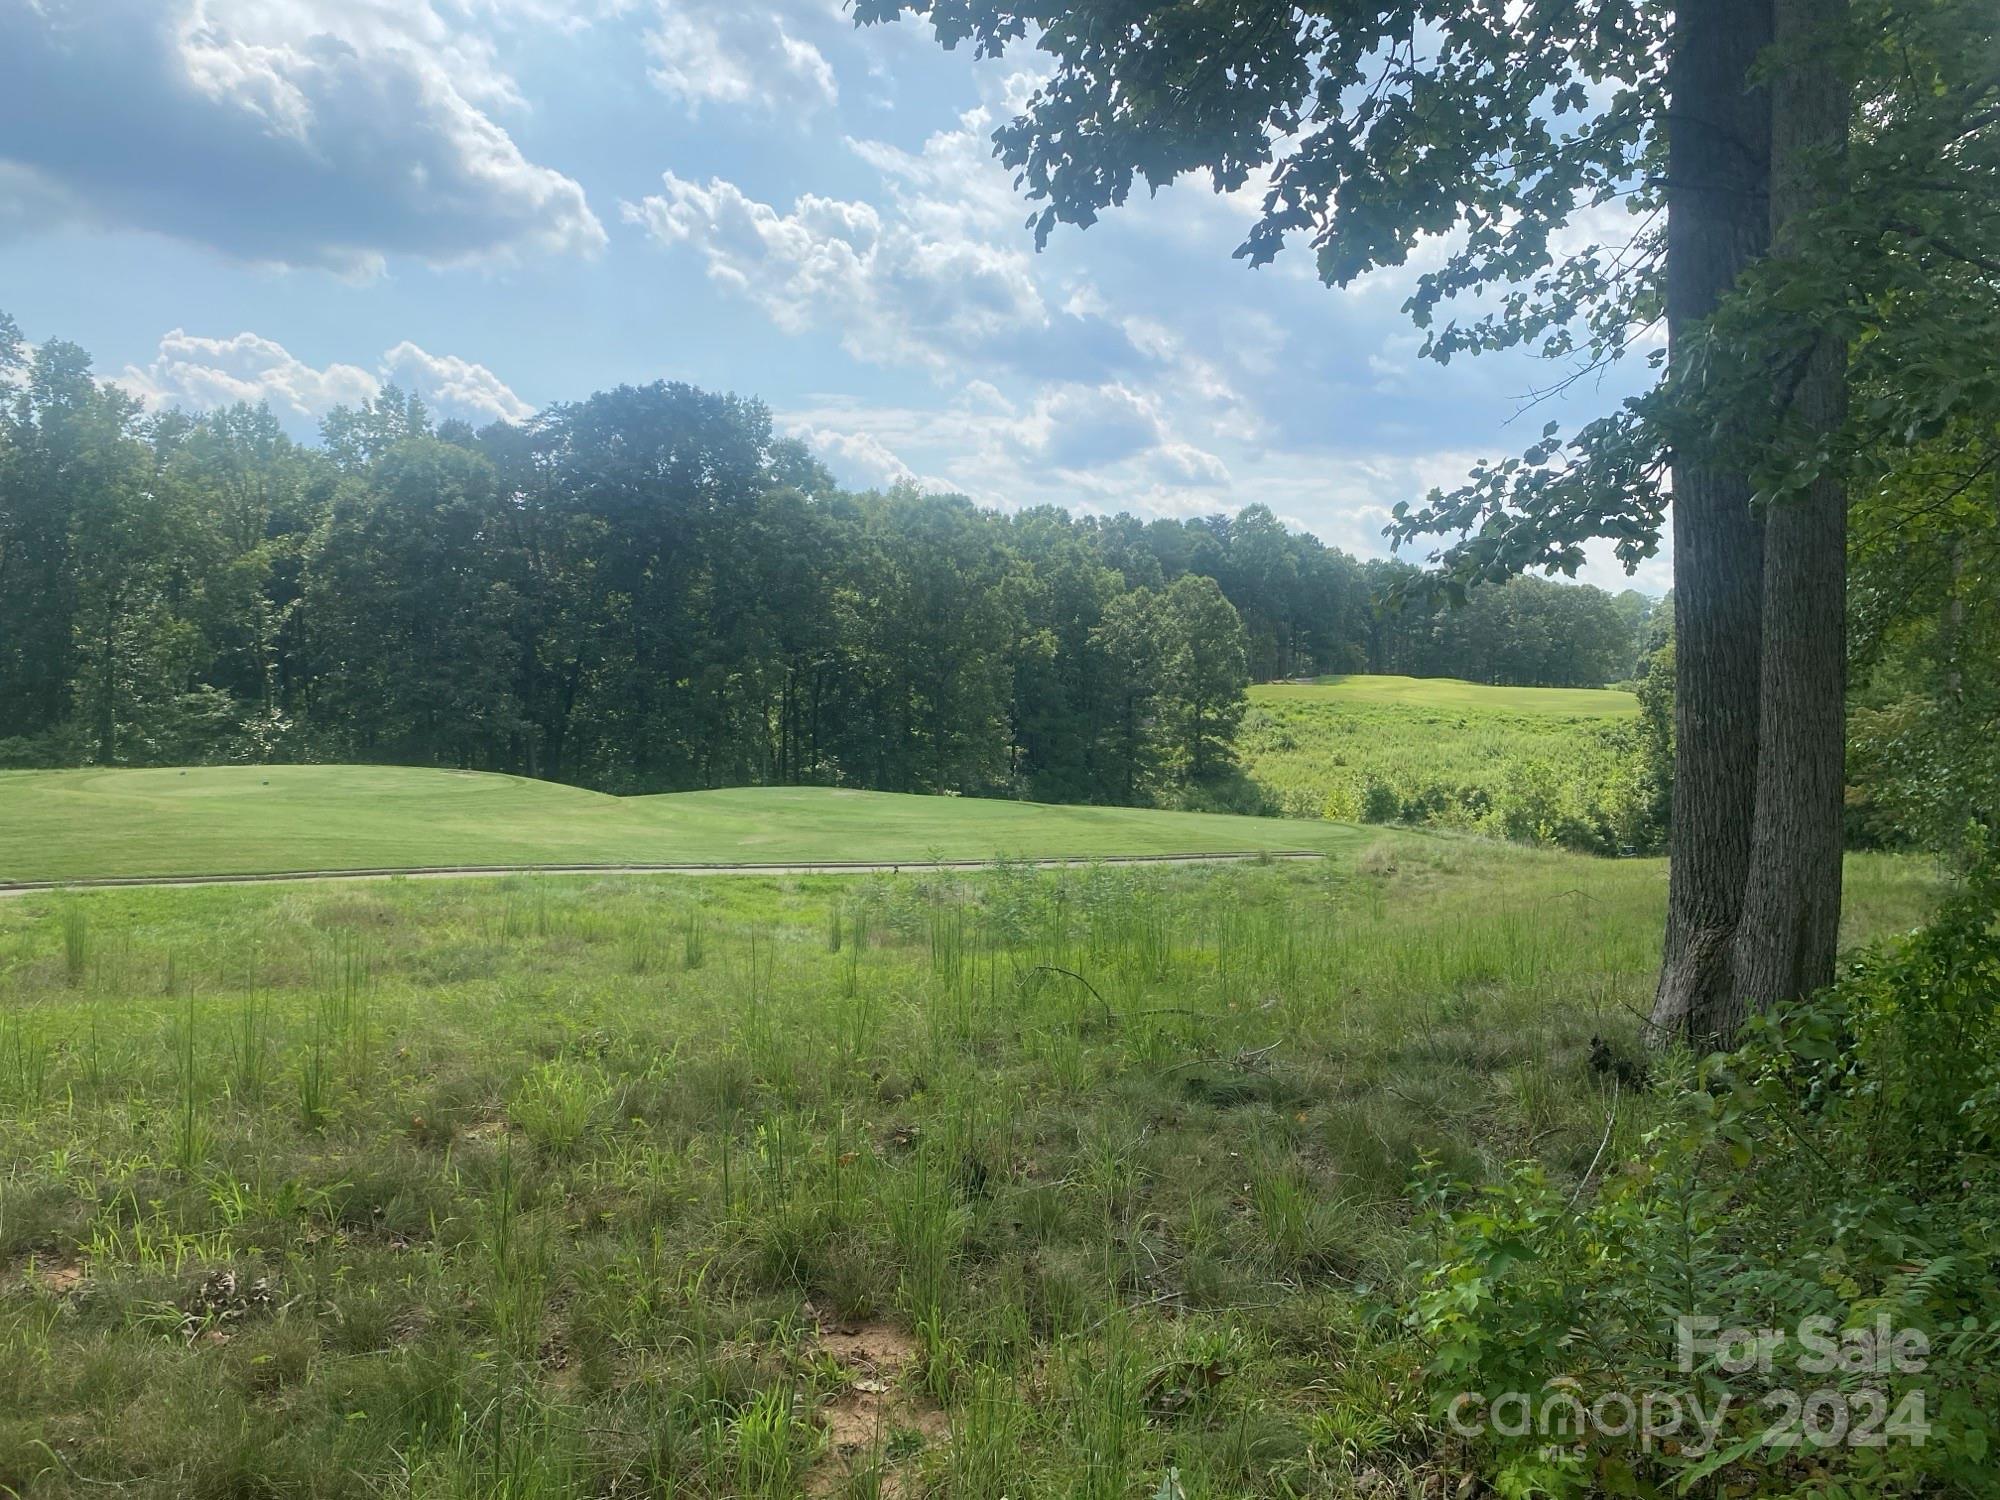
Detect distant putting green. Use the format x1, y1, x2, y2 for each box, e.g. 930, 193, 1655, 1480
0, 766, 1373, 884
1260, 673, 1638, 717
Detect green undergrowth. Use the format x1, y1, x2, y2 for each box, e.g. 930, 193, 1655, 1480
1240, 684, 1659, 855
0, 841, 1937, 1497
1413, 858, 2000, 1498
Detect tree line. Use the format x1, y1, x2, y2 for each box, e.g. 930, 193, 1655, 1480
860, 0, 1995, 1041
0, 314, 1656, 803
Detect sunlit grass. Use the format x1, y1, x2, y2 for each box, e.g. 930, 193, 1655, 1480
0, 766, 1379, 884
0, 840, 1937, 1496
1242, 677, 1655, 850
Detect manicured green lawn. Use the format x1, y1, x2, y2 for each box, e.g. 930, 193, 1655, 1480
1, 766, 1371, 883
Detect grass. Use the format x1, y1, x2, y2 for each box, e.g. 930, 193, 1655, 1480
0, 838, 1938, 1497
1241, 675, 1655, 850
0, 767, 1376, 885
1270, 675, 1640, 717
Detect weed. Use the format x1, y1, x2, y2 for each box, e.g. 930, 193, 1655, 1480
683, 905, 706, 969
0, 848, 1940, 1498
172, 993, 213, 1173
60, 902, 89, 986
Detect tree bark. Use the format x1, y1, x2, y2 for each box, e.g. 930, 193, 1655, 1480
1650, 0, 1775, 1044
1728, 0, 1851, 1021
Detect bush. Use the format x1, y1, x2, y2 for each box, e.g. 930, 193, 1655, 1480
1407, 856, 2000, 1497
0, 722, 92, 769
1239, 691, 1667, 853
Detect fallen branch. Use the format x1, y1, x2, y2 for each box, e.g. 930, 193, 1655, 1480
1567, 1079, 1619, 1212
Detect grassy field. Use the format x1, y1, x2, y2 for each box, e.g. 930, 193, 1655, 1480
0, 841, 1936, 1498
0, 767, 1373, 885
1240, 675, 1655, 853
1270, 676, 1640, 716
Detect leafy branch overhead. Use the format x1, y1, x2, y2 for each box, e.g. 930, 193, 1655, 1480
859, 0, 1997, 592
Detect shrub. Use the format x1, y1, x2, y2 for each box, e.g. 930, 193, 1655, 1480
1239, 690, 1666, 853
1408, 855, 2000, 1497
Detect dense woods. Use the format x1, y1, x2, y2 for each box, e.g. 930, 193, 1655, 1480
0, 316, 1656, 802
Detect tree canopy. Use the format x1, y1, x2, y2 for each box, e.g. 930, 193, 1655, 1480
857, 0, 1999, 1041
0, 319, 1657, 805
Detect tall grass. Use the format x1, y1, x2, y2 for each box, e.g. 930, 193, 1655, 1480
171, 993, 212, 1173
1239, 685, 1660, 853
683, 905, 706, 969
60, 902, 88, 986
0, 848, 1938, 1498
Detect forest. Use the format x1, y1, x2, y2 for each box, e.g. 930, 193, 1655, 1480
0, 315, 1656, 803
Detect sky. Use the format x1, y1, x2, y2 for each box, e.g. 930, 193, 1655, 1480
0, 0, 1667, 590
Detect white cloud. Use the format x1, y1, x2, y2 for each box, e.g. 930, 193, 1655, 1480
1008, 383, 1167, 471
786, 387, 1496, 549
379, 342, 536, 424
789, 423, 919, 489
118, 328, 532, 429
118, 330, 380, 423
644, 0, 838, 115
1116, 313, 1260, 441
788, 380, 1232, 515
844, 105, 1022, 241
625, 90, 1159, 388
624, 170, 1077, 375
0, 0, 604, 273
1154, 442, 1232, 488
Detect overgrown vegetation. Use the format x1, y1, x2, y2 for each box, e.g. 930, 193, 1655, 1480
1415, 851, 2000, 1495
1846, 431, 2000, 866
1238, 679, 1663, 854
0, 846, 1935, 1496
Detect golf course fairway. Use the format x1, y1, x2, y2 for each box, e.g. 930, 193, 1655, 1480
1, 765, 1372, 884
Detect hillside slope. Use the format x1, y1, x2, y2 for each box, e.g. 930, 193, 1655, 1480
0, 766, 1369, 882
1266, 674, 1638, 716
1242, 674, 1655, 851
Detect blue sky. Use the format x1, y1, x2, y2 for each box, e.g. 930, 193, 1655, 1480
0, 0, 1665, 589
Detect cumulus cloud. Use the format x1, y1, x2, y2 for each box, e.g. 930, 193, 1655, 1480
1009, 383, 1167, 471
789, 423, 919, 489
118, 328, 532, 429
788, 378, 1231, 515
623, 90, 1148, 381
0, 0, 605, 273
781, 394, 1536, 547
844, 102, 1026, 241
117, 330, 379, 423
645, 0, 838, 115
1154, 443, 1232, 488
379, 342, 536, 424
625, 170, 1126, 378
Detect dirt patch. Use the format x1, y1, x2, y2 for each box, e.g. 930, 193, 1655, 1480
17, 1255, 86, 1296
818, 1322, 920, 1377
807, 1319, 948, 1497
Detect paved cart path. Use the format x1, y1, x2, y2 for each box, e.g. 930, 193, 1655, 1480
0, 849, 1327, 897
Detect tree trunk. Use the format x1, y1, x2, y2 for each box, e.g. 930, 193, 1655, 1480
96, 624, 119, 765
1728, 0, 1851, 1020
1941, 532, 1966, 703
1650, 0, 1774, 1043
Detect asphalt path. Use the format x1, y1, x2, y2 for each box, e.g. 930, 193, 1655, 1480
0, 849, 1328, 897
